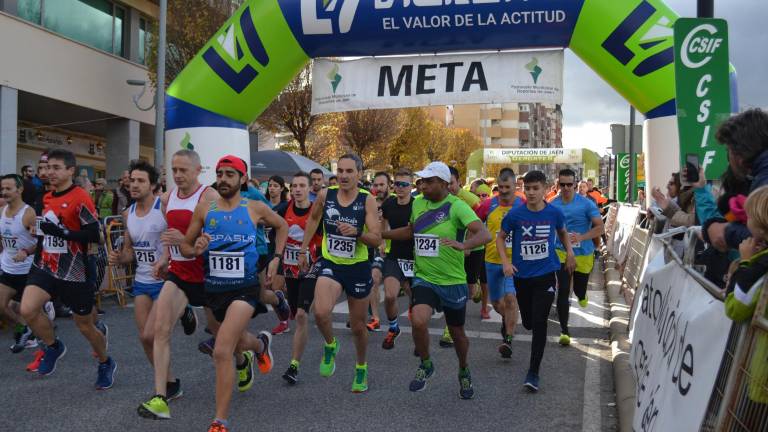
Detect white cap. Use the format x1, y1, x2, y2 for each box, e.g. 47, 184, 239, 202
415, 161, 451, 183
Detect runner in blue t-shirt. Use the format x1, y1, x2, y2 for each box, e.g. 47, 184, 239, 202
497, 170, 575, 393
549, 169, 604, 347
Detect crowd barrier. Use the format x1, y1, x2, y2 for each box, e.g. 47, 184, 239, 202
603, 203, 767, 431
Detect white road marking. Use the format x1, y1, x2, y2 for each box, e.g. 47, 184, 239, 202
581, 344, 602, 432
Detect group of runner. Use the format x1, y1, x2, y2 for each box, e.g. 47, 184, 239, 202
0, 148, 603, 432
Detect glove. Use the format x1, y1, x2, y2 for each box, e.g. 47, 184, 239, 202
39, 221, 67, 238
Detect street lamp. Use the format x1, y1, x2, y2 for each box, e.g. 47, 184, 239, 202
127, 80, 155, 111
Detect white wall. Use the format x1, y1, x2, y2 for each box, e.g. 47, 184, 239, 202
0, 12, 155, 125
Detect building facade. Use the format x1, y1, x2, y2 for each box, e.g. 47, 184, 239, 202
0, 0, 158, 183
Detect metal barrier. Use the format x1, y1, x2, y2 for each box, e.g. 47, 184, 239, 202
614, 208, 768, 431
97, 216, 131, 307
621, 211, 650, 304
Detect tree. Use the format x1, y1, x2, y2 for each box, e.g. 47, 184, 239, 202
256, 65, 317, 158
442, 128, 483, 180
387, 108, 432, 171
339, 109, 401, 169
146, 0, 242, 88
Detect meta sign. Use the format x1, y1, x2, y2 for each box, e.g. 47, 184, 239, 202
673, 18, 731, 179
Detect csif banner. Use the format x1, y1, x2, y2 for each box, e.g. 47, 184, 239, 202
630, 252, 732, 431
311, 50, 563, 115
673, 18, 731, 180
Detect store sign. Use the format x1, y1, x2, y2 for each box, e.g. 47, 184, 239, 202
311, 50, 563, 114
17, 124, 106, 160
483, 147, 580, 164
674, 18, 731, 179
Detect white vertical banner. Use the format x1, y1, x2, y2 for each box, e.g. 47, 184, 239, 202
630, 260, 732, 431
311, 50, 563, 114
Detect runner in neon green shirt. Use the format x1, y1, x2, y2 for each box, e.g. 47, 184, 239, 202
384, 162, 491, 400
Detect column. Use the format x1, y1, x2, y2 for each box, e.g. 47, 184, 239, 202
126, 7, 141, 63
1, 0, 18, 15
105, 118, 140, 183
0, 86, 19, 175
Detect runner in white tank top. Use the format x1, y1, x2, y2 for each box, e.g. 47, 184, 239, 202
0, 174, 40, 354
126, 197, 167, 287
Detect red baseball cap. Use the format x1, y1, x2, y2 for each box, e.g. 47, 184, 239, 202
216, 155, 247, 176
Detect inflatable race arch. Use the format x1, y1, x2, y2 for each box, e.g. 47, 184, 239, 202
164, 0, 737, 191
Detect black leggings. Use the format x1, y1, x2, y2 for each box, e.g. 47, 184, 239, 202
555, 266, 590, 335
515, 272, 557, 375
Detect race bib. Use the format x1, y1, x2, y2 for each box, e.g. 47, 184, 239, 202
498, 231, 513, 249
283, 245, 302, 266
209, 251, 245, 278
397, 259, 414, 277
327, 234, 356, 258
264, 226, 272, 244
414, 234, 439, 257
520, 240, 548, 261
2, 236, 18, 253
569, 233, 581, 249
43, 235, 67, 254
134, 247, 157, 264
169, 245, 193, 262
35, 217, 43, 237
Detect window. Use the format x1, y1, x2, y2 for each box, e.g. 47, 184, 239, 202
17, 0, 128, 58
138, 18, 147, 64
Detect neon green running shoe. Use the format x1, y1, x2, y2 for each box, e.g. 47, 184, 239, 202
319, 338, 339, 377
439, 326, 454, 348
559, 333, 571, 346
578, 296, 589, 309
237, 350, 255, 392
137, 395, 170, 419
352, 364, 368, 393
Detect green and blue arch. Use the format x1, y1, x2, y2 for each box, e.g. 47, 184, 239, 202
164, 0, 737, 183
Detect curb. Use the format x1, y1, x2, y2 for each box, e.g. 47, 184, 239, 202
602, 254, 635, 432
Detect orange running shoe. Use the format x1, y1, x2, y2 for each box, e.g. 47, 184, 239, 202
207, 421, 229, 432
26, 349, 45, 372
255, 331, 273, 374
366, 317, 381, 332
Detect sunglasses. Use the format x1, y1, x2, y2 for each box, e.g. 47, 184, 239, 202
394, 181, 411, 188
478, 193, 489, 198
559, 182, 574, 187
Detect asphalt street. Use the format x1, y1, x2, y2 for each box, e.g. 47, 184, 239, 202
0, 264, 616, 431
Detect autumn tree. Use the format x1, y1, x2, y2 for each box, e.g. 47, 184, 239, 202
257, 64, 317, 157
339, 109, 401, 169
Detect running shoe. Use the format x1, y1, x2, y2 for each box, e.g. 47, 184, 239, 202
472, 287, 482, 303
480, 308, 491, 320
351, 364, 368, 393
409, 361, 435, 392
271, 321, 290, 335
578, 295, 589, 309
138, 395, 170, 419
26, 349, 45, 372
10, 325, 37, 353
498, 337, 513, 358
38, 339, 66, 376
180, 306, 198, 336
95, 357, 117, 390
96, 319, 109, 351
274, 290, 291, 322
319, 338, 339, 377
44, 302, 55, 322
198, 337, 215, 356
382, 327, 401, 350
366, 317, 381, 332
524, 370, 540, 392
439, 326, 454, 348
458, 369, 474, 400
255, 331, 273, 374
559, 333, 571, 346
166, 379, 183, 401
207, 420, 229, 432
282, 362, 299, 385
237, 351, 255, 392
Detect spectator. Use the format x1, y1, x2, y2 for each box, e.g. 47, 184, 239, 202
32, 154, 49, 214
77, 169, 94, 194
112, 170, 133, 214
652, 179, 696, 228
92, 178, 114, 219
635, 188, 647, 210
707, 109, 768, 252
309, 168, 324, 202
724, 185, 768, 406
328, 175, 338, 187
20, 164, 38, 206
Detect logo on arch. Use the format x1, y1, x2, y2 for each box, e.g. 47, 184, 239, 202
301, 0, 360, 35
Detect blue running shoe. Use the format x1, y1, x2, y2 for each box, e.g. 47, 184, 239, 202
274, 290, 291, 322
198, 337, 215, 356
96, 357, 117, 390
409, 361, 435, 392
458, 368, 474, 400
38, 339, 67, 376
523, 370, 540, 392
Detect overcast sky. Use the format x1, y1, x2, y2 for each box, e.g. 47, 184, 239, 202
562, 0, 768, 155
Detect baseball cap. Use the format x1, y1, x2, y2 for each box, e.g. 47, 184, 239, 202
414, 161, 450, 183
216, 155, 247, 176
